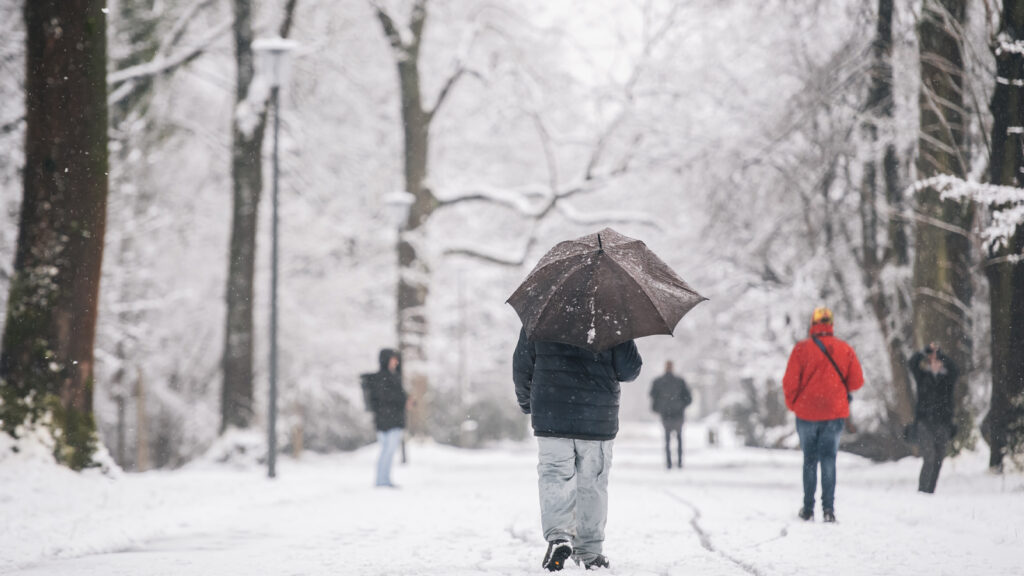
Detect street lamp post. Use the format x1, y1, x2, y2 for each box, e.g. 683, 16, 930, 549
253, 36, 297, 480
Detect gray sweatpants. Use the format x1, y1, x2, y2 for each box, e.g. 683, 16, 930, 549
537, 437, 614, 563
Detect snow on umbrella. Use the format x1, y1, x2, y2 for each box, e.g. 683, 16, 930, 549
507, 227, 707, 352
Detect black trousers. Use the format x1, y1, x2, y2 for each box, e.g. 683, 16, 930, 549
917, 420, 951, 493
662, 416, 684, 468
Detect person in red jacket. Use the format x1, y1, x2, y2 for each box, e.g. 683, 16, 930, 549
782, 306, 864, 523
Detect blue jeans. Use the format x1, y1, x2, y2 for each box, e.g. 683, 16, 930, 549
375, 427, 403, 486
795, 418, 844, 511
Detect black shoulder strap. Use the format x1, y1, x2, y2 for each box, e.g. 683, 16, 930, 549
812, 335, 849, 392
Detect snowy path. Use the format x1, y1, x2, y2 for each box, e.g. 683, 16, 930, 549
3, 422, 1023, 575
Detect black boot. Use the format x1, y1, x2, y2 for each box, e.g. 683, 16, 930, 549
542, 540, 573, 572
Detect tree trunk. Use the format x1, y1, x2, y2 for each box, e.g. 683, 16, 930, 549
0, 0, 108, 469
859, 0, 915, 436
985, 0, 1024, 471
377, 0, 438, 436
222, 0, 265, 432
220, 0, 298, 433
913, 0, 973, 439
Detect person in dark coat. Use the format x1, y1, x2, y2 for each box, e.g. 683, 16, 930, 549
513, 328, 642, 572
364, 348, 406, 488
908, 342, 958, 494
650, 361, 693, 469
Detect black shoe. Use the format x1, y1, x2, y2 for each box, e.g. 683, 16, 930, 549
584, 555, 610, 570
798, 507, 813, 521
822, 509, 836, 523
542, 540, 573, 572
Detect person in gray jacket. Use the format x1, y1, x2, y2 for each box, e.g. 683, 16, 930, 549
513, 328, 642, 572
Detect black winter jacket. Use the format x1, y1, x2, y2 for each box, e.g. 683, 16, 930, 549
513, 328, 642, 441
909, 350, 958, 425
650, 373, 692, 419
365, 349, 407, 431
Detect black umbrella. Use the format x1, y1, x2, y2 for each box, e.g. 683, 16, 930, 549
507, 227, 707, 352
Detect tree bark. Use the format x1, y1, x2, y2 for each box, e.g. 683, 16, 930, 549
913, 0, 973, 439
0, 0, 109, 469
985, 0, 1024, 471
859, 0, 916, 437
376, 0, 444, 436
222, 0, 265, 431
221, 0, 298, 432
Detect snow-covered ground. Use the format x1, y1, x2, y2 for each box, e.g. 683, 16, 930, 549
2, 421, 1022, 576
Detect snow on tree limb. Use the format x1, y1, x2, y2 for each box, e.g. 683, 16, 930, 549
995, 32, 1024, 56
911, 175, 1024, 251
157, 0, 218, 58
108, 19, 232, 90
554, 202, 663, 231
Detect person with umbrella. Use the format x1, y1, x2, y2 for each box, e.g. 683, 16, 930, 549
510, 228, 705, 571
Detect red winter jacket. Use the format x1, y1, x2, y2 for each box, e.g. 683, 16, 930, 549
783, 324, 864, 421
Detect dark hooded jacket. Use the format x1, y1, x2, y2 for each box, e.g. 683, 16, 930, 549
513, 328, 642, 441
365, 349, 407, 431
909, 350, 958, 425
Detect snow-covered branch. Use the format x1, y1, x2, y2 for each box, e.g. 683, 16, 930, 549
108, 19, 232, 89
911, 175, 1024, 250
554, 202, 663, 231
994, 32, 1024, 56
156, 0, 217, 58
444, 235, 540, 267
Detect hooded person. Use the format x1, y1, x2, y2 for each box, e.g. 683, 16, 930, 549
363, 348, 406, 488
908, 342, 958, 493
782, 306, 864, 523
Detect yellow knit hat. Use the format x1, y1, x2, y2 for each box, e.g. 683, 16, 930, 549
811, 306, 834, 325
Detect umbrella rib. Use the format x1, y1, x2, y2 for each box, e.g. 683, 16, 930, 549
520, 247, 592, 282
604, 255, 675, 334
530, 259, 590, 335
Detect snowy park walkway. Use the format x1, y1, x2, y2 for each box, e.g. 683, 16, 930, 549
2, 422, 1023, 575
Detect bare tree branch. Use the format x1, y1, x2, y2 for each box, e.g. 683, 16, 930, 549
409, 0, 428, 52
1, 115, 22, 135
108, 19, 232, 89
427, 66, 466, 121
372, 2, 406, 52
554, 202, 663, 231
279, 0, 300, 38
157, 0, 218, 58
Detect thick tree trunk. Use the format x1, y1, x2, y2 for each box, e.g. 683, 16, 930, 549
913, 0, 973, 438
0, 0, 108, 469
859, 0, 915, 436
221, 0, 266, 432
220, 0, 298, 434
378, 0, 437, 436
985, 0, 1024, 471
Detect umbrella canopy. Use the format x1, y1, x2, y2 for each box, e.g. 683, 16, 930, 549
507, 227, 707, 352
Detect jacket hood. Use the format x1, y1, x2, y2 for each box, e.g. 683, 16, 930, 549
809, 323, 834, 338
378, 348, 401, 372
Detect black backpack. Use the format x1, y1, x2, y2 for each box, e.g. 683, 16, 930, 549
360, 373, 374, 412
